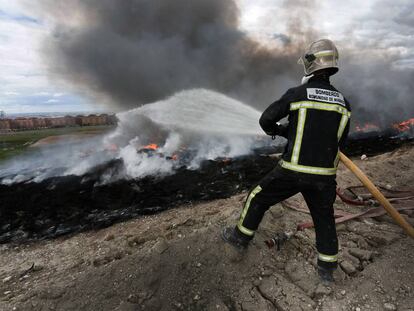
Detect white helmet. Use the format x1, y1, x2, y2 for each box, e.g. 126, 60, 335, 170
298, 39, 339, 76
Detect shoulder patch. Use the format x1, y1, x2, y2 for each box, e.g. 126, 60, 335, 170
307, 88, 345, 106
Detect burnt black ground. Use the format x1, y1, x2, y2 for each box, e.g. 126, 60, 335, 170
0, 132, 412, 244
343, 129, 413, 156
0, 155, 276, 243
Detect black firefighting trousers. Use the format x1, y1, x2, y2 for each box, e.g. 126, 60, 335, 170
236, 165, 338, 269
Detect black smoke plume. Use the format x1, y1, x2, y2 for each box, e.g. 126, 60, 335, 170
40, 0, 414, 126
40, 0, 312, 110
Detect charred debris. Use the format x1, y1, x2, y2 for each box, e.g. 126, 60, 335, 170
0, 128, 413, 244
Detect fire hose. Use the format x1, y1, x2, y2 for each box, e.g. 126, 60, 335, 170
265, 152, 414, 248
338, 152, 414, 239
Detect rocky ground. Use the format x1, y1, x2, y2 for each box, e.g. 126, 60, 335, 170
0, 144, 413, 311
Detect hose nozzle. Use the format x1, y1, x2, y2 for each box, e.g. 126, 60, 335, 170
264, 231, 293, 250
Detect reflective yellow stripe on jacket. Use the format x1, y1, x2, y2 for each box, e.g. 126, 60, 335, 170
279, 160, 337, 175
281, 101, 350, 175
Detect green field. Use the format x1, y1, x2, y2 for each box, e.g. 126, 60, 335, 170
0, 125, 115, 162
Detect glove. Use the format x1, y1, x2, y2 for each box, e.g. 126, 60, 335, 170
265, 123, 289, 139
278, 123, 289, 138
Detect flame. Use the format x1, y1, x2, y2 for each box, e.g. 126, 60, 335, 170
142, 143, 158, 150
355, 123, 380, 132
221, 157, 232, 164
392, 117, 414, 132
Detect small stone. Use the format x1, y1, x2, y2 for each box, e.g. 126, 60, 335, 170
355, 307, 361, 311
4, 291, 11, 295
2, 276, 12, 283
269, 205, 284, 218
314, 284, 332, 298
361, 154, 368, 160
194, 294, 200, 301
127, 294, 139, 303
349, 248, 373, 261
340, 260, 357, 275
127, 291, 153, 304
92, 256, 111, 267
342, 241, 358, 248
336, 223, 347, 232
152, 238, 169, 254
341, 290, 346, 296
33, 264, 44, 272
196, 262, 202, 267
383, 302, 397, 310
104, 233, 115, 241
354, 237, 369, 250
252, 279, 261, 286
127, 236, 146, 247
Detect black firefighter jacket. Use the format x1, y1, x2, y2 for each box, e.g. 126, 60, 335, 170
259, 75, 351, 177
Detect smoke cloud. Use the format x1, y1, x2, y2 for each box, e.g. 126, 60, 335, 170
335, 0, 414, 126
3, 0, 414, 184
39, 0, 414, 126
0, 89, 281, 184
39, 0, 314, 111
338, 58, 414, 126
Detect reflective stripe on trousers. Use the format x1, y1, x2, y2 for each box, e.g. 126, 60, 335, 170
318, 252, 338, 263
237, 185, 262, 236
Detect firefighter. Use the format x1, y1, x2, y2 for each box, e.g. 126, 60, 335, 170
221, 39, 351, 283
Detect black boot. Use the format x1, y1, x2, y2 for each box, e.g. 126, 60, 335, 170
318, 266, 335, 284
221, 227, 251, 251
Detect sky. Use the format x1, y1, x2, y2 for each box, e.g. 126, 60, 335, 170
0, 0, 101, 114
239, 0, 413, 65
0, 0, 413, 115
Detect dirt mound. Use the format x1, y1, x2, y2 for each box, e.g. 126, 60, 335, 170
0, 144, 413, 310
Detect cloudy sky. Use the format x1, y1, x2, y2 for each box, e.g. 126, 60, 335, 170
239, 0, 413, 65
0, 0, 413, 115
0, 0, 100, 114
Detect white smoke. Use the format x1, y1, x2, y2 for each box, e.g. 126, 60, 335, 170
0, 137, 115, 185
0, 89, 280, 184
103, 89, 272, 179
119, 144, 175, 178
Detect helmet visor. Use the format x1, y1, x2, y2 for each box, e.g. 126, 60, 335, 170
297, 54, 315, 75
